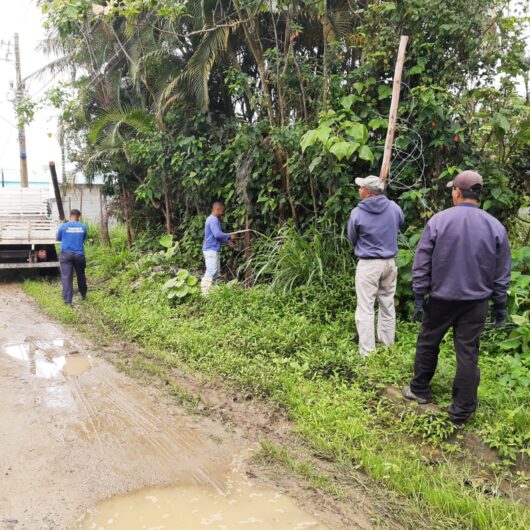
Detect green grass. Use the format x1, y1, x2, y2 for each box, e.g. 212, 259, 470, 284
22, 238, 530, 529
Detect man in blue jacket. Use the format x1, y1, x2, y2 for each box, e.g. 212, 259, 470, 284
347, 176, 405, 357
402, 171, 511, 426
201, 201, 236, 295
56, 209, 88, 306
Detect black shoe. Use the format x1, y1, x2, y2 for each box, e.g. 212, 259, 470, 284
81, 294, 87, 301
448, 417, 467, 430
401, 385, 433, 405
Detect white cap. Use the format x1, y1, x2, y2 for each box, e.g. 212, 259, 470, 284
354, 175, 385, 192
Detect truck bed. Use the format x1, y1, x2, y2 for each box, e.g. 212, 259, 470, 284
0, 188, 59, 245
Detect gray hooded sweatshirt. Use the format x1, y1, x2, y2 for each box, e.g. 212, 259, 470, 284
347, 195, 404, 259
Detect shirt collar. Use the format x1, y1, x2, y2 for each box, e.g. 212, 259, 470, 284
457, 203, 479, 208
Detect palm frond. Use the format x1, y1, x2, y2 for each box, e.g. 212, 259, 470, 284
328, 9, 353, 40
88, 106, 155, 145
157, 24, 231, 116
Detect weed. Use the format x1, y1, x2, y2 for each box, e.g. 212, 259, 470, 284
22, 235, 530, 529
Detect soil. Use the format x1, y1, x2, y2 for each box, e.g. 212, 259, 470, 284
0, 284, 375, 530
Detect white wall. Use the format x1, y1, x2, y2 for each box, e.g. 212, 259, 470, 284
59, 184, 113, 225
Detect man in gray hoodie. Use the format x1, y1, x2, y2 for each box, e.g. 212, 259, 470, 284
347, 176, 405, 356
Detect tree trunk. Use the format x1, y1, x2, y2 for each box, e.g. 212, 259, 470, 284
321, 1, 333, 111
122, 185, 133, 247
232, 0, 276, 127
243, 212, 251, 287
99, 189, 111, 247
163, 176, 173, 234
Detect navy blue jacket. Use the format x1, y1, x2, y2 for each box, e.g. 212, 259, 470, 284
413, 204, 511, 304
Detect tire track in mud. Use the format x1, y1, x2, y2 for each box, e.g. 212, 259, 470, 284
0, 284, 249, 529
1, 283, 369, 530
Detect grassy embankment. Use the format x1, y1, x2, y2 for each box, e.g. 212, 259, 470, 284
24, 232, 530, 530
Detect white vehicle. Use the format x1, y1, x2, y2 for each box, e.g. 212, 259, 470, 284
0, 187, 60, 269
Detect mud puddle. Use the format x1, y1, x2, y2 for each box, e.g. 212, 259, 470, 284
1, 284, 366, 530
2, 339, 91, 378
78, 471, 327, 530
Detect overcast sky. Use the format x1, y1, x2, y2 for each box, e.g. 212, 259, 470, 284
0, 0, 61, 184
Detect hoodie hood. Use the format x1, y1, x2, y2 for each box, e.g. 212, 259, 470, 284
358, 194, 390, 215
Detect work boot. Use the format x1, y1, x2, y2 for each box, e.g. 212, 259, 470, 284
401, 385, 433, 405
448, 417, 466, 431
200, 276, 213, 296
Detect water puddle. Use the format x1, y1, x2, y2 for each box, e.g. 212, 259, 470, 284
63, 354, 91, 376
77, 475, 327, 530
2, 341, 91, 378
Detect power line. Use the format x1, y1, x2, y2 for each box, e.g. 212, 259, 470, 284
19, 0, 35, 27
0, 128, 14, 162
0, 113, 16, 129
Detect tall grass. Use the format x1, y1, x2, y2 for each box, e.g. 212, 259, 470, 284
248, 221, 355, 292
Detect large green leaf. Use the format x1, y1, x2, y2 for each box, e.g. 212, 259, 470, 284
511, 314, 529, 326
308, 156, 322, 173
163, 278, 178, 289
301, 130, 318, 152
174, 285, 190, 298
315, 126, 331, 143
329, 141, 358, 161
369, 118, 388, 130
378, 85, 393, 99
187, 275, 199, 286
159, 234, 174, 248
498, 337, 522, 350
340, 95, 356, 110
345, 123, 368, 143
176, 269, 189, 280
358, 145, 375, 163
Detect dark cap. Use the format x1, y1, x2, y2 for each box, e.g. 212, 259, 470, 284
447, 170, 483, 190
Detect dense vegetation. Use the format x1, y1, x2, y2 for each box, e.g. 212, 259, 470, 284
26, 227, 530, 528
40, 0, 529, 245
27, 1, 530, 526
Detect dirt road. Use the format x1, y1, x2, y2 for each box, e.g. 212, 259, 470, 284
0, 284, 349, 529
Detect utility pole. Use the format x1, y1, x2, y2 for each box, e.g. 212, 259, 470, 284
14, 33, 28, 187
380, 36, 408, 187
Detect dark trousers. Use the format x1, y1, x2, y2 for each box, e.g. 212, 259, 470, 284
60, 252, 87, 305
410, 298, 488, 423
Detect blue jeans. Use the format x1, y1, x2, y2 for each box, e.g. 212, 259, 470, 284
60, 252, 87, 304
203, 250, 221, 279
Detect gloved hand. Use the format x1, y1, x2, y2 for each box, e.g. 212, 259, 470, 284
413, 293, 426, 323
492, 303, 507, 328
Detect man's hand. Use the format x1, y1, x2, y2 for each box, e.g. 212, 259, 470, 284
230, 233, 237, 241
413, 293, 426, 323
492, 303, 507, 328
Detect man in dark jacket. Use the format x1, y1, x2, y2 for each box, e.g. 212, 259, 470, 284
347, 175, 405, 357
402, 170, 511, 426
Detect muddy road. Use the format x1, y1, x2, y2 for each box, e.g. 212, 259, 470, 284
0, 284, 370, 530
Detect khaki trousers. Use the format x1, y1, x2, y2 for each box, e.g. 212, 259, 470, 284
355, 258, 398, 357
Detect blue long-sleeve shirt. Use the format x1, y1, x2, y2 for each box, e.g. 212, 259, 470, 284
56, 221, 88, 256
202, 215, 231, 252
347, 195, 404, 258
413, 203, 511, 304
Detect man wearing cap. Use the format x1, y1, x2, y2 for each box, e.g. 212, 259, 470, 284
347, 175, 405, 357
402, 170, 511, 426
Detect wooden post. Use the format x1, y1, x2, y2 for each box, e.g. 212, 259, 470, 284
49, 161, 65, 221
380, 35, 408, 187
